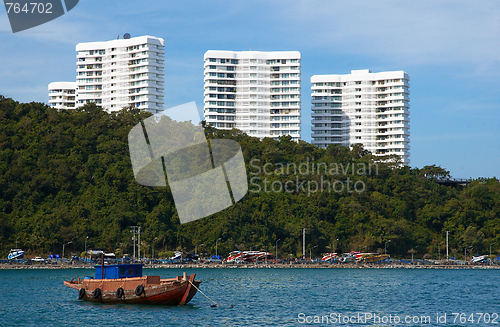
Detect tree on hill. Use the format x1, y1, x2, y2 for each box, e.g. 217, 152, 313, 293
0, 96, 499, 259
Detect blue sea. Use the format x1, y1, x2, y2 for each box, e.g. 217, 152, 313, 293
0, 267, 499, 326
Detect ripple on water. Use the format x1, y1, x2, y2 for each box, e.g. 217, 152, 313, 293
0, 268, 499, 326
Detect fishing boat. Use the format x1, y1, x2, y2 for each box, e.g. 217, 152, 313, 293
471, 255, 489, 264
358, 253, 390, 263
7, 249, 25, 260
63, 257, 201, 305
226, 250, 272, 263
338, 252, 358, 262
321, 253, 338, 262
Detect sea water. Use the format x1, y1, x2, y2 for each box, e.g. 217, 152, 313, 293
0, 267, 498, 326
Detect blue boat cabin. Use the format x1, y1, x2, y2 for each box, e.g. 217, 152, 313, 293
94, 264, 144, 279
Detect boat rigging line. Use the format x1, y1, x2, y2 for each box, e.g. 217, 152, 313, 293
187, 278, 225, 308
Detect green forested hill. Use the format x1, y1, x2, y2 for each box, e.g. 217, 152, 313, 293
1, 96, 499, 260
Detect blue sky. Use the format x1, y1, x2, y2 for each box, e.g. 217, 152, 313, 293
1, 0, 499, 178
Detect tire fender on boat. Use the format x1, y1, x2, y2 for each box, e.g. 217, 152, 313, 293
116, 287, 124, 299
135, 284, 144, 296
92, 288, 101, 299
78, 288, 86, 300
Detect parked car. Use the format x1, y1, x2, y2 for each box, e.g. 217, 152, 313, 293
205, 258, 222, 263
32, 257, 46, 263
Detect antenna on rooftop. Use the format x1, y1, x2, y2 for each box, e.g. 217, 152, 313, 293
123, 33, 131, 39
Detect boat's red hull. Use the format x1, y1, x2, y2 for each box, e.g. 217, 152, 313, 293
64, 273, 200, 305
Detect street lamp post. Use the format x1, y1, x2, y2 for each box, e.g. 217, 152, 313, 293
303, 228, 306, 260
130, 226, 138, 260
137, 226, 141, 261
85, 236, 88, 263
384, 240, 391, 255
216, 238, 221, 259
309, 245, 318, 260
132, 234, 135, 260
331, 238, 339, 264
63, 241, 72, 259
330, 238, 339, 264
152, 237, 157, 260
275, 239, 280, 263
446, 231, 449, 260
411, 246, 418, 263
195, 243, 204, 256
490, 243, 496, 256
465, 246, 472, 263
438, 242, 442, 261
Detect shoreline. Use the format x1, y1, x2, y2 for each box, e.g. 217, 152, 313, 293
1, 262, 499, 270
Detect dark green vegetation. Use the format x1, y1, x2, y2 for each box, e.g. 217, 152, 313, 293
1, 96, 500, 260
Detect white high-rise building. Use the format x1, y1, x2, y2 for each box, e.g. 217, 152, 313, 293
48, 82, 77, 109
203, 50, 301, 141
311, 70, 410, 164
73, 35, 165, 113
